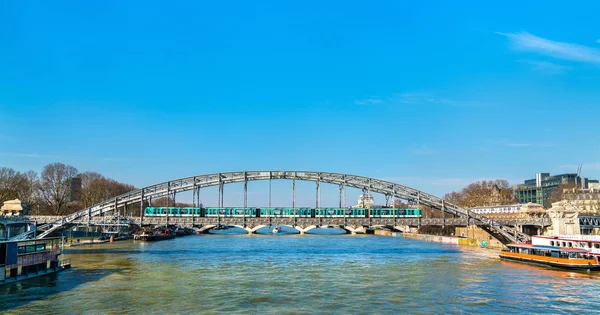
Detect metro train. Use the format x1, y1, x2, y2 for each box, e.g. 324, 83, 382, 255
143, 207, 422, 218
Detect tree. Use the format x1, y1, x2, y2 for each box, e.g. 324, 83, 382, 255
15, 170, 39, 210
0, 167, 39, 211
548, 183, 577, 205
0, 167, 21, 202
80, 171, 103, 190
38, 163, 79, 216
80, 176, 136, 208
444, 179, 519, 208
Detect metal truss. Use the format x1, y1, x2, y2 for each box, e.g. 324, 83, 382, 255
579, 216, 600, 229
10, 171, 530, 243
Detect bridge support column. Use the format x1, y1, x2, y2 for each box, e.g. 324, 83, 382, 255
218, 174, 223, 208
197, 187, 201, 208
442, 200, 446, 229
268, 171, 272, 208
166, 182, 171, 207
316, 176, 320, 209
140, 189, 145, 226
292, 173, 296, 210
343, 178, 346, 209
339, 184, 343, 208
244, 172, 248, 208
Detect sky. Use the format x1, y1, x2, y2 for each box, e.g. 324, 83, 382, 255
1, 1, 599, 206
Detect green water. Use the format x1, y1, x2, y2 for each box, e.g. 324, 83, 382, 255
3, 234, 600, 314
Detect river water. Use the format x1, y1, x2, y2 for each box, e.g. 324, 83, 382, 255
2, 233, 600, 314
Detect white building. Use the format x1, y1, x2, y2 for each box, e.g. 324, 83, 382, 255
354, 192, 375, 209
469, 203, 545, 218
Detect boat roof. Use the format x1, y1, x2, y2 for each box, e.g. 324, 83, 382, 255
507, 243, 589, 253
533, 235, 600, 243
0, 237, 62, 245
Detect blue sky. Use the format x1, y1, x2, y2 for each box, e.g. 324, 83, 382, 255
1, 1, 599, 206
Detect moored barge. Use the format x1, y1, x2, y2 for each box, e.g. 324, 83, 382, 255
1, 237, 70, 286
133, 231, 175, 242
500, 243, 600, 270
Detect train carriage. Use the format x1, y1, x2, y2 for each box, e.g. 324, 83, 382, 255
143, 207, 421, 218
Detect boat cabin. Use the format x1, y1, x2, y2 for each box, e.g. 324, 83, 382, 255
0, 237, 68, 285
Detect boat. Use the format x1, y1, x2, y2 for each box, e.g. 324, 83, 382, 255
1, 237, 71, 286
531, 235, 600, 257
133, 230, 175, 242
499, 243, 600, 270
272, 225, 281, 234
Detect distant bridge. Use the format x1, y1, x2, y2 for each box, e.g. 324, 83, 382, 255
9, 171, 533, 243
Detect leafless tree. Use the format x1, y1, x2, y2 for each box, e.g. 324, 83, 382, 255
444, 179, 518, 208
80, 171, 103, 189
38, 163, 79, 216
0, 167, 20, 202
80, 177, 135, 207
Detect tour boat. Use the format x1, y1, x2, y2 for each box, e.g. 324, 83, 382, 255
1, 237, 71, 286
531, 235, 600, 257
272, 225, 281, 234
499, 243, 600, 270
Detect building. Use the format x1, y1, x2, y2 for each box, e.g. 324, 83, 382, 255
354, 192, 375, 209
469, 203, 545, 219
0, 199, 29, 216
515, 173, 598, 209
69, 176, 82, 202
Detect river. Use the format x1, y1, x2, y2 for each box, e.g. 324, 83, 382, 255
2, 233, 600, 314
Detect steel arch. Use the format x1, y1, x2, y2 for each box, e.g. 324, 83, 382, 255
11, 171, 530, 242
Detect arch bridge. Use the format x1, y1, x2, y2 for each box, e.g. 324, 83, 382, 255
10, 171, 530, 243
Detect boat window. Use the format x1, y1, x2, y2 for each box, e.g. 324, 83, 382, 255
550, 241, 554, 246
568, 242, 572, 247
595, 244, 600, 249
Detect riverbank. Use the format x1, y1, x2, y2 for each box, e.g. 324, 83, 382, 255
374, 229, 502, 249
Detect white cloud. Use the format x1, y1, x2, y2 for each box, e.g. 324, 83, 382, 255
357, 93, 487, 108
103, 157, 127, 161
408, 145, 436, 156
519, 60, 571, 74
498, 31, 600, 64
0, 152, 60, 158
355, 98, 384, 106
488, 139, 553, 148
505, 142, 553, 148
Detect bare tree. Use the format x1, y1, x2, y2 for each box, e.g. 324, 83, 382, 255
548, 183, 577, 205
0, 167, 20, 202
38, 163, 79, 216
80, 171, 103, 189
80, 177, 135, 207
0, 167, 39, 211
15, 170, 39, 210
444, 179, 518, 208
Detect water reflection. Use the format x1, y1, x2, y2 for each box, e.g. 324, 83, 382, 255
3, 235, 600, 314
